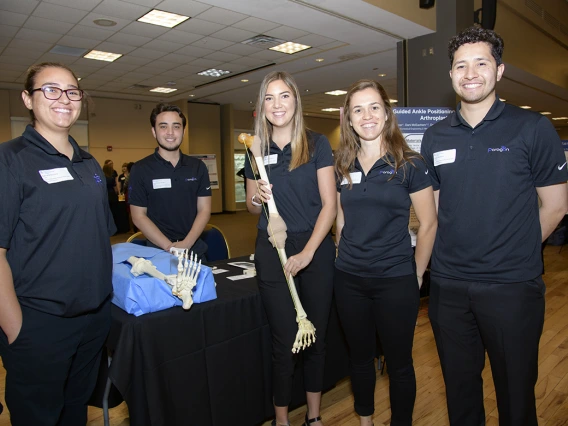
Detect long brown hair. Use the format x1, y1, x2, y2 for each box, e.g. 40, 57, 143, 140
254, 71, 309, 170
335, 79, 420, 186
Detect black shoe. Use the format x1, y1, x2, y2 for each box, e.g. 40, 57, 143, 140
305, 412, 322, 425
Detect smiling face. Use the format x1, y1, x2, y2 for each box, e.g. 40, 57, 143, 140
152, 111, 185, 152
348, 87, 388, 144
450, 41, 504, 108
264, 79, 296, 132
21, 66, 81, 136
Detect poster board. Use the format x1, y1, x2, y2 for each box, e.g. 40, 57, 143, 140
190, 154, 219, 189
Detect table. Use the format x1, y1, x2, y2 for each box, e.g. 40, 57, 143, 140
98, 258, 350, 426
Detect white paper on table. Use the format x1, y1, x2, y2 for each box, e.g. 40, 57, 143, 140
227, 261, 255, 269
227, 274, 252, 281
212, 268, 229, 275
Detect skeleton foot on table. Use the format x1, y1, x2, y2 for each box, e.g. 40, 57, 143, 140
171, 249, 202, 310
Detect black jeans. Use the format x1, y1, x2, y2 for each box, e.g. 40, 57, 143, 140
255, 231, 335, 407
334, 268, 419, 425
429, 276, 545, 426
0, 299, 111, 426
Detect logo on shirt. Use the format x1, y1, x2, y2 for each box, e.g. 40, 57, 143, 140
379, 169, 395, 175
487, 146, 510, 153
425, 170, 429, 175
558, 162, 567, 170
185, 177, 198, 182
93, 173, 103, 184
206, 186, 211, 190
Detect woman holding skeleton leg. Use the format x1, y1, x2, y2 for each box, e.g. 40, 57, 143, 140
334, 80, 437, 426
244, 71, 336, 426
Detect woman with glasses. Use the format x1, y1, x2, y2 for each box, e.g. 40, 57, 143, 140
0, 62, 115, 425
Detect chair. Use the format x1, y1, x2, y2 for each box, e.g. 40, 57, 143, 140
201, 224, 231, 261
126, 231, 147, 246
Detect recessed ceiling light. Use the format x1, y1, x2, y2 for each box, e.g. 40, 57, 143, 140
93, 18, 117, 27
499, 98, 506, 101
249, 101, 253, 104
378, 73, 387, 77
321, 108, 340, 112
389, 99, 398, 103
520, 105, 532, 109
241, 79, 249, 82
305, 89, 310, 92
315, 58, 324, 62
189, 94, 195, 97
84, 50, 122, 62
325, 90, 347, 96
137, 9, 190, 28
197, 68, 230, 77
77, 77, 82, 81
269, 42, 311, 54
150, 87, 178, 93
540, 111, 551, 115
551, 117, 568, 120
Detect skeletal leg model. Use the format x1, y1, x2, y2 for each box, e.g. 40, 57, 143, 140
127, 256, 176, 286
238, 133, 316, 353
171, 250, 202, 310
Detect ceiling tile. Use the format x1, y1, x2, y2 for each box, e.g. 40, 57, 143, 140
68, 25, 116, 41
8, 38, 55, 53
73, 57, 112, 69
113, 55, 154, 65
265, 26, 308, 41
24, 16, 75, 34
1, 70, 23, 81
209, 27, 256, 43
153, 0, 211, 18
160, 53, 197, 64
93, 0, 150, 20
38, 52, 80, 64
217, 62, 250, 73
2, 48, 43, 60
120, 0, 161, 7
143, 39, 185, 53
163, 69, 195, 79
229, 56, 270, 67
221, 43, 262, 56
293, 34, 335, 48
0, 0, 39, 15
157, 29, 203, 44
94, 41, 137, 54
191, 58, 223, 68
139, 61, 180, 73
0, 26, 20, 38
232, 17, 280, 34
191, 36, 234, 51
107, 32, 153, 47
78, 13, 131, 31
89, 68, 127, 78
172, 63, 204, 74
0, 11, 28, 27
0, 63, 28, 72
248, 50, 283, 61
15, 28, 62, 43
129, 47, 168, 59
175, 44, 214, 57
121, 21, 170, 37
0, 54, 38, 66
194, 7, 247, 26
57, 35, 100, 49
104, 61, 142, 71
44, 0, 103, 12
175, 18, 224, 36
204, 51, 241, 62
32, 3, 89, 24
0, 36, 11, 47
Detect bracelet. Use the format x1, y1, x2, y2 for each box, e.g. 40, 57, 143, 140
251, 193, 262, 207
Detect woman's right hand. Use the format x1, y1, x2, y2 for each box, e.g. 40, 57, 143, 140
255, 179, 273, 203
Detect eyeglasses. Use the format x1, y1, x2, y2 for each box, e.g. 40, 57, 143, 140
30, 86, 84, 101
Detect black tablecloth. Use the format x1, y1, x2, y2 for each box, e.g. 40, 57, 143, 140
101, 258, 349, 426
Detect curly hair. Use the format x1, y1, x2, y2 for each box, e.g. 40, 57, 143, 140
448, 25, 504, 66
335, 79, 420, 187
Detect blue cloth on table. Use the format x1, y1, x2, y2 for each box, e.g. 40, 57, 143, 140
111, 243, 217, 316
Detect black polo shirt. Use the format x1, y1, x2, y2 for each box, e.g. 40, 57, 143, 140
336, 156, 431, 277
244, 131, 334, 233
128, 149, 211, 241
0, 125, 116, 317
421, 99, 568, 283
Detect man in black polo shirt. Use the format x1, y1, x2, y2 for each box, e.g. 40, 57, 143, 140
421, 26, 567, 426
129, 103, 211, 258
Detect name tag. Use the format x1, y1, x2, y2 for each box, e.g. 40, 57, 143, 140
38, 167, 73, 184
264, 154, 278, 165
341, 171, 362, 185
152, 178, 172, 189
433, 149, 456, 166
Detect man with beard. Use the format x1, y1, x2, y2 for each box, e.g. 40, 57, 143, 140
129, 103, 211, 259
421, 26, 567, 426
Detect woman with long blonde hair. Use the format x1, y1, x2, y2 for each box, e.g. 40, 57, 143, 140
244, 71, 336, 426
334, 79, 437, 426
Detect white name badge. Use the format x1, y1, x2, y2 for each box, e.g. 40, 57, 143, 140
152, 178, 172, 189
264, 154, 278, 165
433, 149, 456, 167
341, 171, 362, 185
38, 167, 73, 184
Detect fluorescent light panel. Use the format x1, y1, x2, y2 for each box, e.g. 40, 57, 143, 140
198, 68, 230, 77
150, 87, 178, 93
551, 117, 568, 120
138, 9, 189, 28
389, 99, 398, 103
520, 105, 532, 109
540, 112, 551, 115
84, 50, 122, 62
322, 108, 340, 112
325, 90, 347, 96
269, 42, 311, 54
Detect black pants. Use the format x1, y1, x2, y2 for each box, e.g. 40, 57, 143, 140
334, 269, 419, 424
429, 276, 545, 426
0, 299, 111, 426
255, 231, 335, 407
